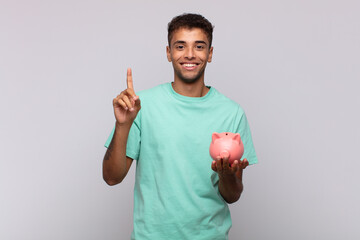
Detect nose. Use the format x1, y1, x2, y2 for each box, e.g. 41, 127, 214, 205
185, 47, 195, 59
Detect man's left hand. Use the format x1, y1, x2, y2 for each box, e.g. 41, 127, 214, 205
211, 156, 249, 179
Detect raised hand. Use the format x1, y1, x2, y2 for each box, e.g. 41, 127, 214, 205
113, 68, 141, 126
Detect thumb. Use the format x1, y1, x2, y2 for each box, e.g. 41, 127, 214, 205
134, 96, 141, 108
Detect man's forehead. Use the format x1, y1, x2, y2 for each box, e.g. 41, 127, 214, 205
170, 27, 209, 44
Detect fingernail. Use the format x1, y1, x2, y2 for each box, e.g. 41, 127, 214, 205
130, 108, 134, 111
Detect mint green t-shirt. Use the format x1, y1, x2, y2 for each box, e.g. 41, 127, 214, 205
105, 83, 257, 240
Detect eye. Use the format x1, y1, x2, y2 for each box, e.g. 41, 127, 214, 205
176, 45, 184, 50
196, 45, 205, 50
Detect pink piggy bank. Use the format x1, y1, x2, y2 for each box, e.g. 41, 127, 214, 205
209, 132, 244, 165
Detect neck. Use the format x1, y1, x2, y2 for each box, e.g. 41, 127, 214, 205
171, 79, 209, 97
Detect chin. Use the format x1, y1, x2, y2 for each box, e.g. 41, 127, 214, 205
176, 71, 204, 84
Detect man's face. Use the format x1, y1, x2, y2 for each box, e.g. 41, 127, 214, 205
167, 27, 213, 84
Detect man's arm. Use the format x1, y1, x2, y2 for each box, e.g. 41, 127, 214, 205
103, 123, 134, 185
212, 157, 249, 204
103, 68, 141, 186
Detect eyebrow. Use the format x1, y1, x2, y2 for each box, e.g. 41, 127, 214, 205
173, 40, 208, 45
195, 41, 207, 45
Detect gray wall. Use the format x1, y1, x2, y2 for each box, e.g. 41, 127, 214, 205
1, 0, 359, 239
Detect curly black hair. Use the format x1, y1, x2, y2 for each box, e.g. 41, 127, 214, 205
167, 13, 214, 48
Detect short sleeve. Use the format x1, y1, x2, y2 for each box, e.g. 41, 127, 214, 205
234, 107, 258, 165
126, 115, 141, 160
104, 114, 141, 161
104, 127, 115, 148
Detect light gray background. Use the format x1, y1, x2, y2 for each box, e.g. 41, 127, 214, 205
1, 0, 359, 239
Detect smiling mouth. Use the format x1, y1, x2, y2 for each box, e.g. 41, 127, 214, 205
181, 63, 199, 70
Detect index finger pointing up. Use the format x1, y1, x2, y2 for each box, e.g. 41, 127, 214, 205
127, 68, 134, 89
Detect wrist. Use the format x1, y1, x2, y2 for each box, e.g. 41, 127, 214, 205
219, 172, 243, 187
115, 121, 133, 129
218, 173, 237, 182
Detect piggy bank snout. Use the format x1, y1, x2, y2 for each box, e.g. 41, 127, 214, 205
220, 150, 230, 159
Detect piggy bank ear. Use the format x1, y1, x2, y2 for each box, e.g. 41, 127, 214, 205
233, 133, 241, 143
212, 132, 221, 143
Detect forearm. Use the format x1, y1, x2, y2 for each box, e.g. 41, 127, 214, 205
218, 173, 244, 204
102, 123, 131, 185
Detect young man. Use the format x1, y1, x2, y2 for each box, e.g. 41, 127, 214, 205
103, 13, 257, 240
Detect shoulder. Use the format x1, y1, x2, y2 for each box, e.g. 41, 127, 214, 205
136, 83, 167, 98
211, 87, 245, 115
135, 83, 169, 105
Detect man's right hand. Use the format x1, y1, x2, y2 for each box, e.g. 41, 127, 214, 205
113, 68, 141, 126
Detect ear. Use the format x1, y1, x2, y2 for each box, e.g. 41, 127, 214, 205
212, 132, 221, 143
207, 46, 213, 63
166, 46, 172, 62
233, 133, 241, 143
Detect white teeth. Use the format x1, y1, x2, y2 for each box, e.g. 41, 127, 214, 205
183, 64, 196, 67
